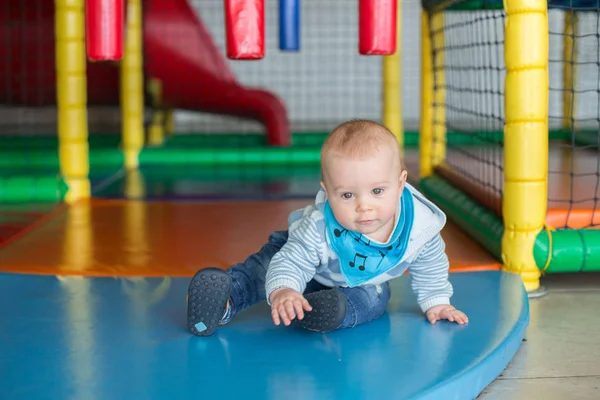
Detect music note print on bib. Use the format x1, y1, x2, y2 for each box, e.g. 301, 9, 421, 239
334, 228, 348, 237
349, 253, 367, 271
335, 228, 372, 247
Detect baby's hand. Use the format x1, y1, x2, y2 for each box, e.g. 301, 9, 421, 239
269, 288, 313, 326
426, 304, 468, 325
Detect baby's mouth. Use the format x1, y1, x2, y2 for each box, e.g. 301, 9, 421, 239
356, 219, 375, 225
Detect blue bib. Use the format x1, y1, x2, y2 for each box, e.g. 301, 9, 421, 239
323, 188, 414, 287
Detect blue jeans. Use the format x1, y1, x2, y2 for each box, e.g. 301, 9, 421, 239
225, 230, 391, 330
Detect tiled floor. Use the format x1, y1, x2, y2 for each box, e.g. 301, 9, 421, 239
480, 273, 600, 399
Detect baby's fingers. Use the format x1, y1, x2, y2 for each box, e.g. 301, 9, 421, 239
302, 297, 313, 312
292, 299, 305, 320
284, 300, 297, 323
278, 304, 292, 326
271, 307, 281, 326
427, 312, 439, 324
454, 311, 469, 325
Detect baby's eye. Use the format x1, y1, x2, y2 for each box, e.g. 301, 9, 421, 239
342, 192, 353, 199
372, 188, 384, 195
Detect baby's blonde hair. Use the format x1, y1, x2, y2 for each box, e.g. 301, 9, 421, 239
321, 119, 402, 169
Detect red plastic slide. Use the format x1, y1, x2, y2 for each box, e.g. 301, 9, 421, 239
0, 0, 290, 146
144, 0, 289, 145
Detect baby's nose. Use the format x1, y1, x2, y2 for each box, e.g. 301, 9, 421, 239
356, 202, 372, 212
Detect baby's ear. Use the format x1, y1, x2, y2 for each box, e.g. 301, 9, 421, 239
320, 181, 327, 195
399, 170, 408, 190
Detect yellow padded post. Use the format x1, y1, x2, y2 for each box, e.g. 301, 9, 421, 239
420, 10, 446, 177
147, 78, 165, 146
502, 0, 549, 291
164, 109, 175, 136
420, 10, 433, 177
121, 0, 145, 169
55, 0, 90, 203
382, 0, 403, 155
430, 12, 446, 167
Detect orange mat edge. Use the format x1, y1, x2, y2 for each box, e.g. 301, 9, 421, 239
450, 264, 502, 273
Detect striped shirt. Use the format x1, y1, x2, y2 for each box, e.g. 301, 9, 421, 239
265, 183, 454, 312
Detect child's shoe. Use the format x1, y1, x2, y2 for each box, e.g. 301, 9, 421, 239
295, 289, 348, 333
187, 267, 232, 336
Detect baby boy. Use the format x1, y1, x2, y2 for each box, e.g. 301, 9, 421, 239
187, 119, 468, 336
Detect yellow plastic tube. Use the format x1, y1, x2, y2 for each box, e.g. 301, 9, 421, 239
502, 0, 549, 291
382, 0, 403, 154
419, 10, 446, 177
55, 0, 90, 203
420, 10, 433, 177
120, 0, 145, 169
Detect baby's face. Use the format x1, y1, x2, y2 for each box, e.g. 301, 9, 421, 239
321, 147, 406, 242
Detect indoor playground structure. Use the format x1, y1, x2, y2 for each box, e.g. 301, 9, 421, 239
0, 0, 597, 398
419, 0, 600, 294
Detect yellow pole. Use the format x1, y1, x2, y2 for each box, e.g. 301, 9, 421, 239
430, 12, 446, 167
420, 10, 433, 177
55, 0, 90, 203
419, 10, 445, 177
147, 78, 165, 146
563, 11, 577, 131
382, 0, 403, 155
502, 0, 549, 292
121, 0, 145, 169
164, 109, 175, 136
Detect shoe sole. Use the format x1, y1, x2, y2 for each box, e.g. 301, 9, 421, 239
187, 268, 231, 336
295, 289, 348, 332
